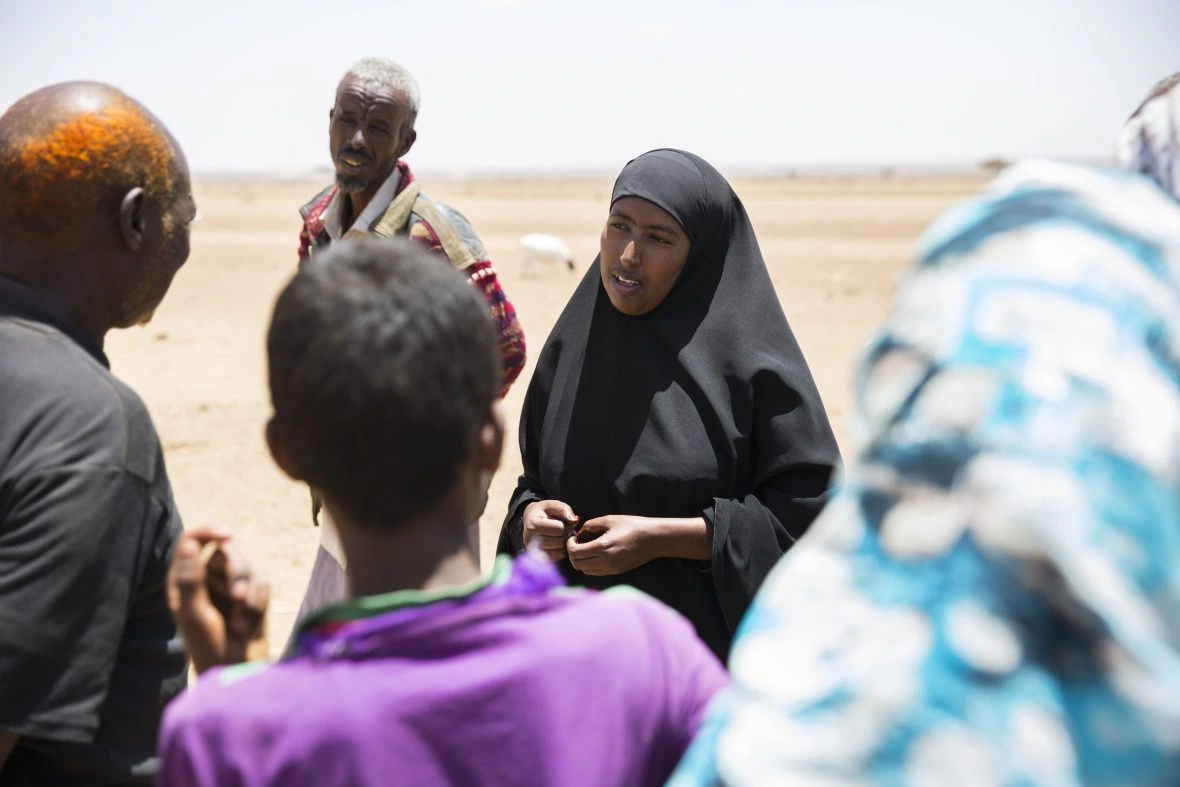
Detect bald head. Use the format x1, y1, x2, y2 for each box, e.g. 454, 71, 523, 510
0, 82, 196, 334
0, 81, 187, 253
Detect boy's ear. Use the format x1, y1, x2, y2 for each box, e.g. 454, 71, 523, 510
477, 399, 506, 475
266, 417, 303, 481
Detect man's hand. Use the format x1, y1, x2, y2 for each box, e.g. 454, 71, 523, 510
522, 500, 578, 562
167, 529, 270, 675
566, 515, 655, 576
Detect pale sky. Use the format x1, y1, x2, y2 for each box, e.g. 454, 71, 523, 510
2, 0, 1178, 175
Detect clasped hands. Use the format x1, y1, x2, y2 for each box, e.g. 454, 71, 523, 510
522, 500, 654, 576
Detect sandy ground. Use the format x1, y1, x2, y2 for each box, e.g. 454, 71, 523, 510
103, 174, 986, 650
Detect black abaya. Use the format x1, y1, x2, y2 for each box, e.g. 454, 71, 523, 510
497, 150, 840, 658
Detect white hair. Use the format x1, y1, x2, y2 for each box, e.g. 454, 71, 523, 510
341, 57, 421, 120
1117, 73, 1180, 201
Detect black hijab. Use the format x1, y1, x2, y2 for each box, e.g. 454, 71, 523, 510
498, 150, 839, 658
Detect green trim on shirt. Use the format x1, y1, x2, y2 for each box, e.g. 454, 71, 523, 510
294, 554, 515, 636
216, 660, 271, 687
600, 585, 657, 603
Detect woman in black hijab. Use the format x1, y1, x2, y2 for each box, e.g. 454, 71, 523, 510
497, 150, 839, 658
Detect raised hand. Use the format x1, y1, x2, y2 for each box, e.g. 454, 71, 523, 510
167, 529, 270, 674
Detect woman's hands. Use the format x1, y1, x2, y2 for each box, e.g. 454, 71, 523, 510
524, 503, 656, 575
566, 515, 655, 576
523, 502, 713, 577
522, 500, 579, 561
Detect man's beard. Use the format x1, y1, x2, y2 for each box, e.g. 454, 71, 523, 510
336, 173, 368, 194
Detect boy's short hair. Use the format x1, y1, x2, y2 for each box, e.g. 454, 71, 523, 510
267, 237, 500, 529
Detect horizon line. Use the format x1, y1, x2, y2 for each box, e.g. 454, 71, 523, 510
192, 157, 1114, 183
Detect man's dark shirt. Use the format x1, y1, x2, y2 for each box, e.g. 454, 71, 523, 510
0, 275, 187, 785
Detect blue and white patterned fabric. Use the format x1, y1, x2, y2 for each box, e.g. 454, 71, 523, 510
668, 160, 1180, 787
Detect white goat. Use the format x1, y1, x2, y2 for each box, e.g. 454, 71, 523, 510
521, 233, 575, 276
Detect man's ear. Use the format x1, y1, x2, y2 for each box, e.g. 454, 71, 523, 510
397, 127, 417, 159
118, 187, 146, 251
477, 399, 505, 475
266, 417, 303, 481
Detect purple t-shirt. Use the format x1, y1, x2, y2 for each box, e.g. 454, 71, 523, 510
157, 554, 728, 787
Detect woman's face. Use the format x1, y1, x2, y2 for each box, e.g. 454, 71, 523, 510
599, 196, 691, 316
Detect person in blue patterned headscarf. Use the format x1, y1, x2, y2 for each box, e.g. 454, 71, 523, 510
668, 159, 1180, 786
1118, 72, 1180, 201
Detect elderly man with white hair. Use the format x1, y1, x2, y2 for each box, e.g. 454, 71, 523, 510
294, 57, 526, 620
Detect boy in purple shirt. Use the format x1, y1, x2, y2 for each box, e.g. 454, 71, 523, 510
158, 238, 728, 787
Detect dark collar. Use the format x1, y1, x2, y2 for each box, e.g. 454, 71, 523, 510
0, 274, 109, 368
